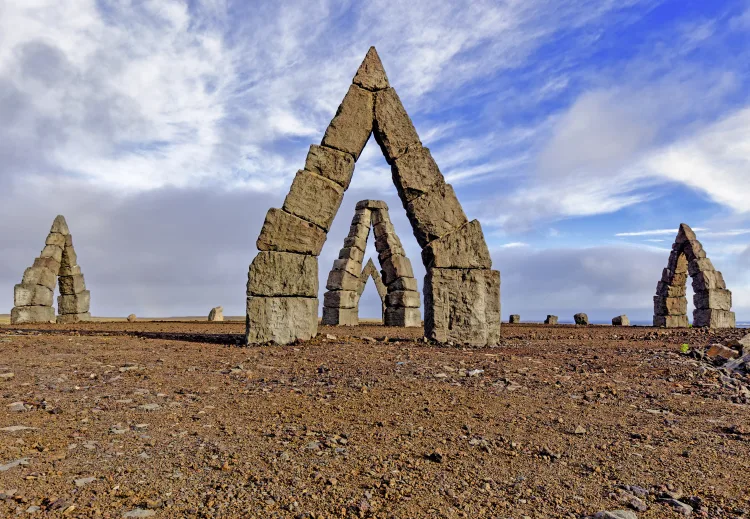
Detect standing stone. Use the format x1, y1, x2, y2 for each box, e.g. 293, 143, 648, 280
653, 223, 735, 328
612, 315, 630, 326
424, 268, 500, 346
574, 313, 589, 326
545, 315, 558, 325
208, 306, 224, 322
11, 215, 92, 325
127, 314, 137, 323
509, 314, 520, 324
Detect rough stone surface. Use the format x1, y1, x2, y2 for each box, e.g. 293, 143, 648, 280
385, 290, 421, 308
321, 84, 373, 160
61, 245, 77, 268
50, 215, 70, 235
245, 296, 318, 344
694, 289, 732, 311
422, 220, 491, 269
380, 254, 415, 286
612, 315, 630, 326
326, 269, 361, 291
321, 306, 358, 326
653, 315, 690, 328
10, 306, 54, 324
384, 307, 421, 327
355, 200, 388, 211
33, 257, 61, 274
424, 268, 500, 346
655, 281, 686, 298
545, 315, 558, 325
127, 314, 137, 322
352, 46, 389, 91
282, 170, 345, 231
358, 258, 387, 301
653, 296, 687, 316
509, 314, 521, 324
40, 244, 63, 263
391, 145, 444, 203
248, 252, 318, 297
208, 306, 224, 322
323, 290, 358, 309
688, 257, 715, 276
406, 183, 468, 248
692, 270, 726, 291
13, 284, 54, 307
304, 144, 355, 189
45, 232, 66, 247
374, 87, 420, 164
58, 291, 91, 314
21, 267, 56, 289
693, 309, 736, 328
388, 277, 419, 292
339, 246, 365, 264
574, 313, 589, 326
256, 208, 327, 256
58, 274, 86, 295
56, 312, 91, 324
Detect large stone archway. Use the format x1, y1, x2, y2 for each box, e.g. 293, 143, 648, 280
246, 47, 500, 346
11, 215, 91, 324
653, 223, 735, 328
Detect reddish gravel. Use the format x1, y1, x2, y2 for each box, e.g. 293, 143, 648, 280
1, 322, 749, 518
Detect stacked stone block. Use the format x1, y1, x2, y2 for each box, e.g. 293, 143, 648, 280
357, 258, 387, 321
11, 215, 91, 324
653, 223, 735, 328
246, 46, 500, 345
323, 201, 421, 327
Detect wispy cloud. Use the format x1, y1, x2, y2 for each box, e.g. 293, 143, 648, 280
615, 228, 707, 237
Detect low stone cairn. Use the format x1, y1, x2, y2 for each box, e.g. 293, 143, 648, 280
208, 306, 224, 322
509, 314, 520, 324
612, 315, 630, 326
544, 315, 558, 325
574, 313, 589, 325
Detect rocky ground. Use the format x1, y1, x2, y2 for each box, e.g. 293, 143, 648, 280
1, 321, 749, 518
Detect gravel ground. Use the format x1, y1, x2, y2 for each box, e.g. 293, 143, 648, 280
1, 321, 749, 518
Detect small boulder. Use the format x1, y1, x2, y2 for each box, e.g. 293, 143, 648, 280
127, 314, 136, 323
574, 313, 589, 325
706, 344, 740, 360
208, 306, 224, 322
594, 511, 638, 519
612, 315, 630, 326
544, 315, 558, 325
509, 314, 520, 324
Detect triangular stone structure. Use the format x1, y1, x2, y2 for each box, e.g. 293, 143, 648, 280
11, 215, 91, 324
653, 223, 735, 328
246, 47, 500, 346
358, 258, 387, 321
322, 200, 420, 327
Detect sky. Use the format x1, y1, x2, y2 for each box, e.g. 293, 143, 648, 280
1, 0, 749, 323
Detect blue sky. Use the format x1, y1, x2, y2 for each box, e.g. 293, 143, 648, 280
1, 0, 749, 323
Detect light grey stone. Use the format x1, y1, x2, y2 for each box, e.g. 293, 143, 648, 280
545, 315, 558, 325
574, 313, 589, 325
422, 220, 491, 269
61, 244, 78, 269
32, 256, 60, 275
58, 274, 86, 295
655, 281, 686, 298
332, 258, 362, 277
208, 306, 224, 321
385, 290, 421, 308
45, 232, 66, 247
653, 314, 689, 328
321, 84, 373, 160
248, 252, 318, 297
688, 257, 715, 276
384, 307, 421, 327
21, 267, 56, 290
693, 288, 732, 311
693, 309, 735, 328
256, 208, 327, 256
509, 314, 520, 324
388, 277, 418, 292
338, 246, 365, 263
40, 244, 63, 263
380, 254, 415, 286
58, 290, 91, 314
282, 170, 345, 231
374, 87, 420, 163
56, 312, 91, 324
13, 284, 53, 307
612, 315, 630, 326
326, 269, 361, 291
406, 183, 468, 248
246, 296, 318, 344
10, 306, 54, 324
692, 270, 726, 291
653, 296, 687, 316
323, 290, 358, 309
321, 306, 358, 326
50, 215, 70, 235
304, 144, 355, 189
355, 200, 388, 210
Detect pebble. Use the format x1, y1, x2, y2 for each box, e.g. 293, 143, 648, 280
7, 402, 27, 412
1, 426, 36, 433
26, 505, 41, 513
574, 425, 587, 435
594, 511, 638, 519
0, 458, 30, 472
123, 509, 156, 518
0, 373, 14, 380
139, 404, 161, 411
660, 498, 693, 516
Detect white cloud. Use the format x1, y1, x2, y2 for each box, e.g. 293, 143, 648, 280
615, 228, 707, 237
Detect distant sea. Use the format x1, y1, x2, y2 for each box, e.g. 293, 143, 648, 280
551, 319, 750, 328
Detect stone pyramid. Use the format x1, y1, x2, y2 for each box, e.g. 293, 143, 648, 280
11, 215, 91, 324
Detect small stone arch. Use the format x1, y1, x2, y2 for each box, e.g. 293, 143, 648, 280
11, 215, 91, 324
653, 223, 735, 328
358, 258, 387, 321
322, 200, 420, 327
246, 47, 500, 346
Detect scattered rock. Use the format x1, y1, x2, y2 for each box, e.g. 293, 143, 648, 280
127, 314, 137, 322
593, 511, 638, 519
123, 509, 156, 518
0, 458, 30, 472
208, 306, 224, 322
74, 476, 96, 487
7, 402, 27, 412
138, 403, 161, 411
1, 426, 36, 433
0, 373, 14, 380
574, 313, 589, 325
612, 315, 630, 326
574, 425, 587, 435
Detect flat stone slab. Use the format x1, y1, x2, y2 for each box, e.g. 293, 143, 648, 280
14, 284, 53, 307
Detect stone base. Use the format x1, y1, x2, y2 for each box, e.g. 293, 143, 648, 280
10, 306, 55, 324
321, 306, 358, 326
56, 312, 91, 324
509, 314, 520, 324
384, 307, 421, 327
693, 309, 735, 328
424, 268, 500, 346
545, 315, 558, 325
653, 314, 689, 328
245, 296, 318, 345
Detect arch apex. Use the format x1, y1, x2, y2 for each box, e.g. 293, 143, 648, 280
353, 47, 389, 91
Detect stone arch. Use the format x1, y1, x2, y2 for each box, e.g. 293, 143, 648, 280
653, 223, 735, 328
246, 47, 500, 346
11, 215, 91, 324
322, 200, 420, 327
358, 258, 387, 321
